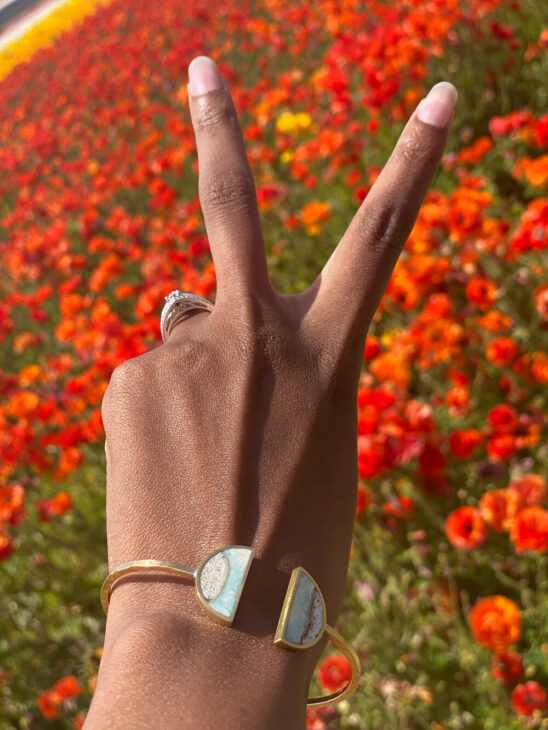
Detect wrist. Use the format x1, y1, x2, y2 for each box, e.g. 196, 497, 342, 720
87, 569, 324, 730
88, 604, 313, 730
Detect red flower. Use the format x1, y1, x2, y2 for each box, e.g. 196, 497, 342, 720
487, 404, 519, 433
318, 655, 352, 692
36, 675, 81, 719
445, 507, 487, 549
355, 485, 372, 519
37, 691, 59, 719
306, 709, 327, 730
449, 429, 482, 458
419, 442, 446, 474
363, 335, 381, 360
487, 434, 516, 461
510, 506, 548, 553
357, 435, 386, 479
52, 675, 81, 700
486, 337, 520, 366
382, 495, 415, 520
511, 681, 547, 716
36, 492, 73, 521
0, 534, 13, 561
491, 651, 524, 685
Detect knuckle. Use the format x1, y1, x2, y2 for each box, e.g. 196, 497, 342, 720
221, 296, 299, 370
358, 205, 403, 254
199, 168, 256, 218
193, 90, 235, 134
103, 357, 154, 412
396, 126, 440, 164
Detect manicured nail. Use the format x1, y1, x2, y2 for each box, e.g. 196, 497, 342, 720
417, 81, 457, 127
187, 56, 222, 96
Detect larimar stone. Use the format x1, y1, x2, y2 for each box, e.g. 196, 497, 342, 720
197, 547, 253, 623
283, 569, 325, 646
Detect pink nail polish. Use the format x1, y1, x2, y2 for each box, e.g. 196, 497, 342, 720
187, 56, 223, 96
417, 81, 457, 127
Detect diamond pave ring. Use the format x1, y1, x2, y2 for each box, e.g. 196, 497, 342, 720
160, 290, 215, 343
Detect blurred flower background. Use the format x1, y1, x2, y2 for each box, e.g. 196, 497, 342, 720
0, 0, 547, 727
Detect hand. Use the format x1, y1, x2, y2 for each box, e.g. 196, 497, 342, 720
90, 57, 456, 729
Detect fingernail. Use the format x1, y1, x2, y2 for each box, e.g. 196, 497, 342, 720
187, 56, 222, 96
417, 81, 457, 127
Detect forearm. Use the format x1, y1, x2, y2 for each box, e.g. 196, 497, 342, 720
84, 575, 315, 729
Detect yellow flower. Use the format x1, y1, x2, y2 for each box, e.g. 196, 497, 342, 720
381, 328, 403, 346
276, 113, 297, 134
280, 150, 295, 164
276, 112, 313, 135
305, 224, 321, 236
295, 112, 312, 132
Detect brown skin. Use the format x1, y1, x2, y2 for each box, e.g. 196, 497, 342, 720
84, 60, 455, 729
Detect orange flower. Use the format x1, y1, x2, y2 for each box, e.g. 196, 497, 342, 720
18, 364, 42, 386
445, 507, 487, 549
369, 352, 410, 391
531, 351, 548, 384
476, 310, 513, 332
510, 506, 548, 553
469, 596, 521, 651
6, 391, 40, 419
511, 681, 547, 716
479, 489, 523, 532
300, 201, 331, 226
466, 277, 498, 310
457, 136, 494, 165
508, 474, 547, 506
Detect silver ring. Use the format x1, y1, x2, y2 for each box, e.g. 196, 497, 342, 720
160, 290, 215, 342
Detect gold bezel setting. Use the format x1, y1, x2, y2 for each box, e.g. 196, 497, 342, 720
274, 566, 327, 650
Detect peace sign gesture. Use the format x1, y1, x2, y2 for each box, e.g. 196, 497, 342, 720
182, 57, 455, 376
88, 56, 456, 730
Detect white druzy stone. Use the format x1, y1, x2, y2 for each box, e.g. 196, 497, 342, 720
302, 589, 324, 644
199, 551, 229, 600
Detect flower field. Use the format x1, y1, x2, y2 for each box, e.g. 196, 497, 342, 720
0, 0, 547, 727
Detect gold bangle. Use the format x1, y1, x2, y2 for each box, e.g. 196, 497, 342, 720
100, 546, 361, 708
